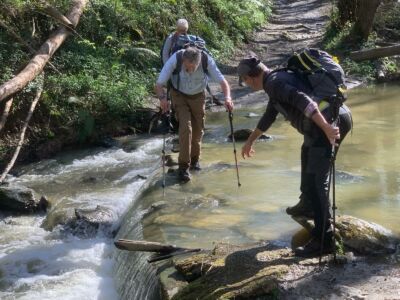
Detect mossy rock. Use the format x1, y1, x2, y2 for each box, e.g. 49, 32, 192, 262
164, 243, 291, 300
292, 215, 399, 255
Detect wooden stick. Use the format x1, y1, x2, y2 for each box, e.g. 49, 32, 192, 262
115, 239, 184, 253
0, 82, 43, 183
0, 97, 14, 132
147, 248, 202, 263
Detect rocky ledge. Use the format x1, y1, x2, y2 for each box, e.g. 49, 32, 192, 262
157, 215, 400, 300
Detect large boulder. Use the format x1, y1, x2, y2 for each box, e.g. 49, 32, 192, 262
0, 184, 49, 213
42, 204, 116, 237
159, 242, 289, 300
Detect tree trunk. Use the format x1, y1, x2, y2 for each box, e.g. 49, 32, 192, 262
0, 0, 88, 103
354, 0, 382, 40
349, 44, 400, 61
337, 0, 357, 27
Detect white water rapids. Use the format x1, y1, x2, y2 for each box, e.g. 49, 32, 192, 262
0, 138, 163, 300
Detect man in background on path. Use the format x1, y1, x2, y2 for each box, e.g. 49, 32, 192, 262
237, 54, 352, 257
161, 18, 222, 108
161, 18, 189, 65
155, 47, 233, 183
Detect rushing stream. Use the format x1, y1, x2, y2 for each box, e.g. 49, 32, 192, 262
1, 84, 400, 299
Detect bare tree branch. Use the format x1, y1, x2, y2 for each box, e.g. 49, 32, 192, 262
0, 18, 61, 74
0, 81, 43, 183
0, 98, 14, 132
0, 0, 88, 103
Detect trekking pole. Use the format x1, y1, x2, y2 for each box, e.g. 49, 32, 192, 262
319, 152, 335, 265
228, 112, 241, 187
162, 132, 166, 197
160, 111, 171, 197
319, 101, 341, 265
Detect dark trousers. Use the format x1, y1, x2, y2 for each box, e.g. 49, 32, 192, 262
301, 104, 352, 241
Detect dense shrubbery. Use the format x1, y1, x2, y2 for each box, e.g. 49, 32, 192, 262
0, 0, 271, 158
323, 1, 400, 81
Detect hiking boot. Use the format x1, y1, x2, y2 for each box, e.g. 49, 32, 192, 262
171, 143, 179, 153
286, 196, 314, 219
190, 161, 201, 171
178, 168, 191, 183
294, 237, 333, 258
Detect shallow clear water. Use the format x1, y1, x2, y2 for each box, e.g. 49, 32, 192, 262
0, 84, 399, 299
138, 84, 400, 251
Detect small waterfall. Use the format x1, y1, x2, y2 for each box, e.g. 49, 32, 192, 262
0, 137, 164, 300
113, 203, 160, 300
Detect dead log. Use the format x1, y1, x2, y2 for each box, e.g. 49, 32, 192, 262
0, 0, 88, 103
147, 248, 202, 263
114, 239, 203, 263
115, 239, 186, 253
349, 44, 400, 61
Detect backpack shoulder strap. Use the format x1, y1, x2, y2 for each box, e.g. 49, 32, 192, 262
201, 51, 208, 74
173, 51, 184, 75
173, 51, 184, 90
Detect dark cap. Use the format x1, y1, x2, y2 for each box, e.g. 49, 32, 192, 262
237, 53, 261, 78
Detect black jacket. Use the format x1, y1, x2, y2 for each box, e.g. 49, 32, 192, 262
257, 70, 317, 134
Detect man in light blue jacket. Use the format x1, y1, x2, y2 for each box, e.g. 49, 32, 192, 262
156, 47, 233, 183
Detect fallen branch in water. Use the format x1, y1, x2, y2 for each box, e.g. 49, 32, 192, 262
114, 239, 202, 263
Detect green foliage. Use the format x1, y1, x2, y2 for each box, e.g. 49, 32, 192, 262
0, 0, 272, 149
323, 3, 400, 81
341, 58, 375, 81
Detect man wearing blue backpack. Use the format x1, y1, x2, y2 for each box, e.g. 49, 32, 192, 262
237, 51, 352, 258
156, 46, 233, 183
161, 18, 190, 65
161, 19, 222, 108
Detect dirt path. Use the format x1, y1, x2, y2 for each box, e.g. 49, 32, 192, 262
241, 0, 331, 68
214, 0, 332, 109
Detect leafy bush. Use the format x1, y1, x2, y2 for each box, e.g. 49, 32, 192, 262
0, 0, 272, 149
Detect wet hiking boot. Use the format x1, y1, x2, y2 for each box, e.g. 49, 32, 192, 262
294, 237, 333, 258
178, 168, 191, 183
190, 161, 201, 171
286, 196, 314, 219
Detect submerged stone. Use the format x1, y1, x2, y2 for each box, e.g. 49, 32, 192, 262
228, 129, 271, 141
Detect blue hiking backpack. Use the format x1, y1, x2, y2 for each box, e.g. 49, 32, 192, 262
160, 33, 209, 64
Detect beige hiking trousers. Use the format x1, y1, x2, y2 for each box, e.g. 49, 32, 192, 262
171, 88, 205, 169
